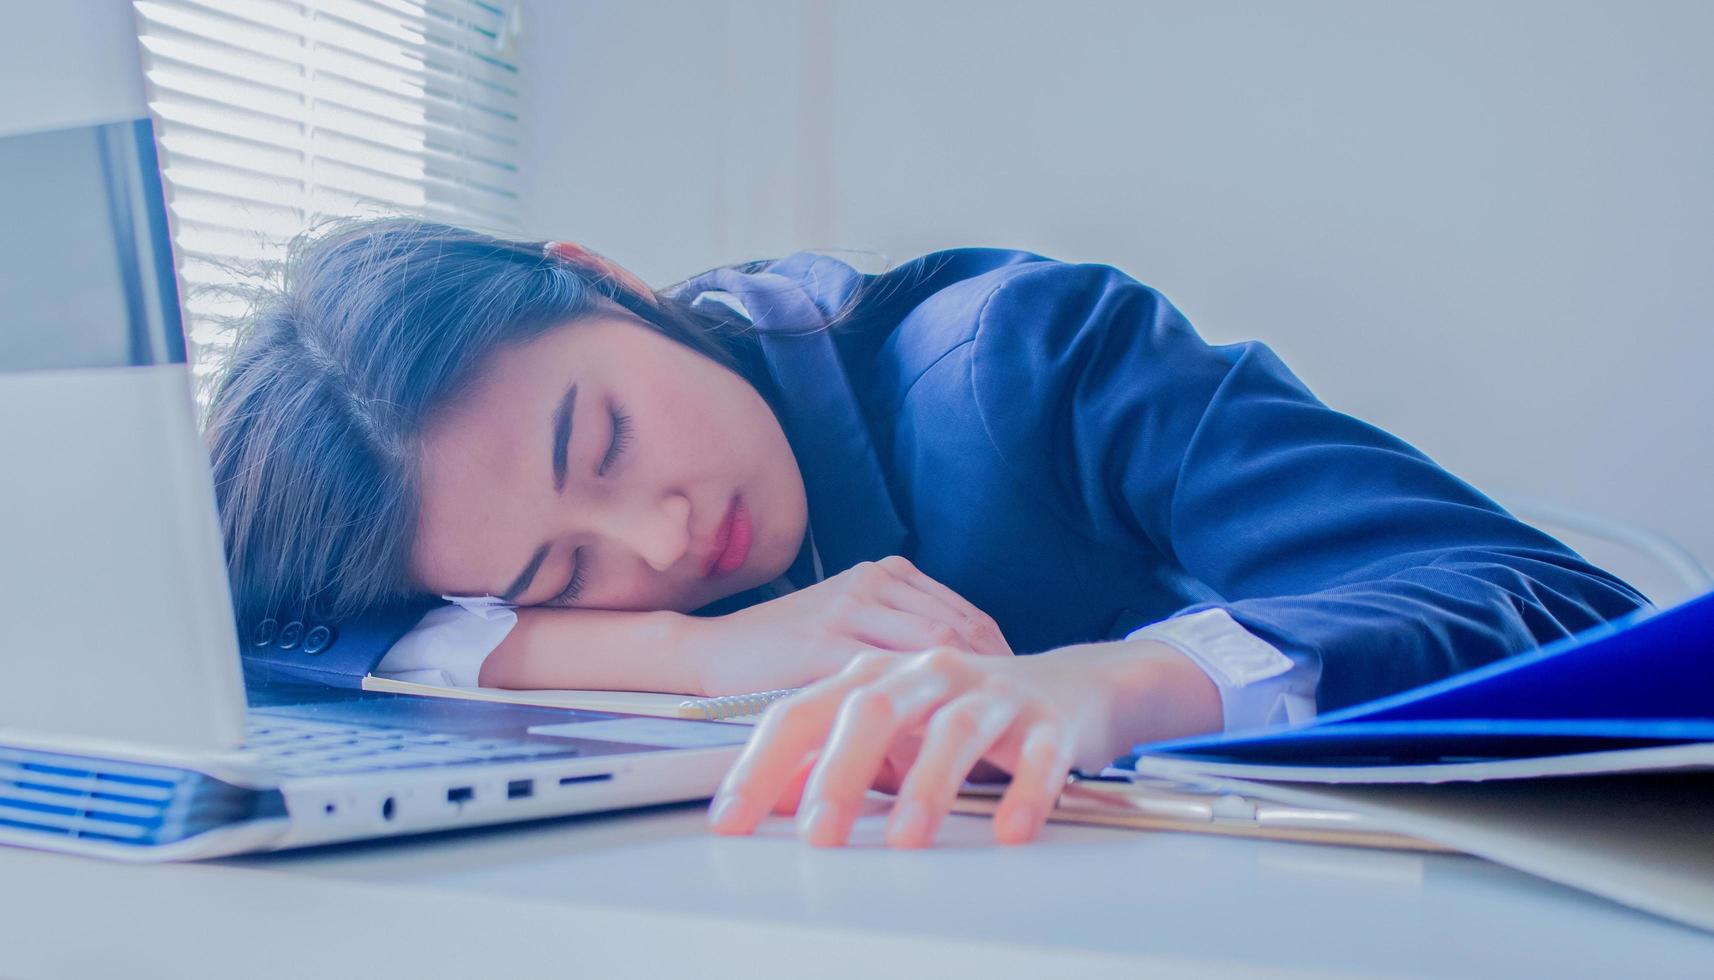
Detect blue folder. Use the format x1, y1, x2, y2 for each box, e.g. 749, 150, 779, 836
1129, 590, 1714, 775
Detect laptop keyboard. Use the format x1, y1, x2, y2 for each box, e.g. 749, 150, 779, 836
241, 716, 581, 779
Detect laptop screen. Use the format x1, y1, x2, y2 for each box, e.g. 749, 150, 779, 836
0, 116, 248, 754
0, 118, 186, 374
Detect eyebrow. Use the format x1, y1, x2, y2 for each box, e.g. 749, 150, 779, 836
500, 544, 551, 604
552, 382, 578, 492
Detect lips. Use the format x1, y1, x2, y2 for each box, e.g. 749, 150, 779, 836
704, 495, 753, 577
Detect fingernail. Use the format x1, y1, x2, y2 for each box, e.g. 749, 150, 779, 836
798, 802, 844, 846
997, 804, 1040, 844
708, 794, 745, 832
887, 801, 932, 847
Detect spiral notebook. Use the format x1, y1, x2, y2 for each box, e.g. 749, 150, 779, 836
359, 674, 796, 723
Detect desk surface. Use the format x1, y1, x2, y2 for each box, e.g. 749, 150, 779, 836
2, 801, 1711, 979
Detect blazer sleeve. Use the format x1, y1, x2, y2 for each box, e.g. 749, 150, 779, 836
239, 600, 437, 689
970, 261, 1651, 712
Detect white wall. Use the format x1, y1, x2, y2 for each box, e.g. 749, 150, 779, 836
0, 0, 145, 139
518, 0, 832, 276
523, 0, 1714, 596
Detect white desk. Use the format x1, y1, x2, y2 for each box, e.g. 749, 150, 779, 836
2, 801, 1710, 979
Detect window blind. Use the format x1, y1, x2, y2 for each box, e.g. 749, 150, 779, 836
132, 0, 525, 384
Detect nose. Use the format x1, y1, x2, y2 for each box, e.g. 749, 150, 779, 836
597, 493, 692, 573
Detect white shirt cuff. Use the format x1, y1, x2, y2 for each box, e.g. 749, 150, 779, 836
1128, 608, 1320, 732
373, 602, 518, 688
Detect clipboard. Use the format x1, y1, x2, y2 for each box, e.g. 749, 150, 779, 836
950, 774, 1455, 853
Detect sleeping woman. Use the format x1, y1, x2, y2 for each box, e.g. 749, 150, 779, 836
206, 218, 1647, 849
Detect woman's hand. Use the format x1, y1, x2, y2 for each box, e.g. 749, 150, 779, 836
706, 640, 1221, 847
684, 555, 1012, 696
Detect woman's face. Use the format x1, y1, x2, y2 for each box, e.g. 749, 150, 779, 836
409, 307, 809, 613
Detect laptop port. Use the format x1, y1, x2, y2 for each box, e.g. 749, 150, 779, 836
446, 786, 474, 804
381, 797, 396, 821
507, 779, 534, 799
558, 773, 614, 787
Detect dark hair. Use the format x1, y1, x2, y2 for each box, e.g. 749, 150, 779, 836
205, 217, 772, 627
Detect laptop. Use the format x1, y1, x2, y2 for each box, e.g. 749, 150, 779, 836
0, 117, 751, 861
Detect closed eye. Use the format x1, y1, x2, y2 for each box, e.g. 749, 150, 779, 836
599, 404, 632, 476
546, 546, 588, 607
544, 405, 628, 608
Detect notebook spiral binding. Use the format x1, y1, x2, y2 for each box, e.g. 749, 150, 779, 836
683, 688, 798, 721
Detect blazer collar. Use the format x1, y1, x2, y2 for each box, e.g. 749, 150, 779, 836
685, 265, 909, 578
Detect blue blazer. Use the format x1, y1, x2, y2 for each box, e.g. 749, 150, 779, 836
242, 248, 1649, 712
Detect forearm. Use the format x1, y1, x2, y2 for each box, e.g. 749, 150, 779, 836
475, 607, 704, 694
1041, 637, 1222, 768
1129, 608, 1320, 732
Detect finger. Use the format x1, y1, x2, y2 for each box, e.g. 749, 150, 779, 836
844, 557, 993, 653
885, 691, 1021, 848
871, 730, 924, 795
797, 649, 972, 847
875, 556, 1011, 656
991, 720, 1075, 845
875, 579, 1005, 657
708, 653, 896, 836
772, 749, 819, 816
846, 606, 976, 655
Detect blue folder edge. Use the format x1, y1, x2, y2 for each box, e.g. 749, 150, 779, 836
1125, 589, 1714, 770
